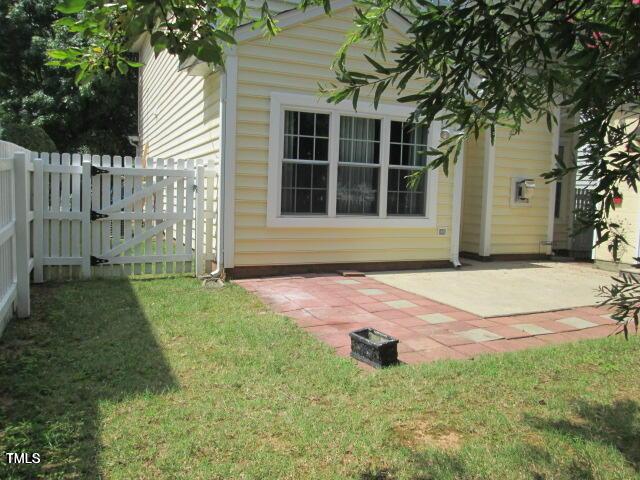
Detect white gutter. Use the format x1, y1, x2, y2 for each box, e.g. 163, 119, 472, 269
450, 134, 465, 267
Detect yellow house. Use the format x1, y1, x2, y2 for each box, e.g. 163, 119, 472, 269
133, 1, 573, 278
593, 109, 640, 270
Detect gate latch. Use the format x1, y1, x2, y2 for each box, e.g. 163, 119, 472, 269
90, 210, 109, 221
90, 255, 109, 266
91, 165, 109, 176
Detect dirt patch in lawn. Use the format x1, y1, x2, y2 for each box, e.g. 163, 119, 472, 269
394, 419, 462, 451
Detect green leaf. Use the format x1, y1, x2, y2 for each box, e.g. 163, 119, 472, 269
116, 60, 129, 75
219, 6, 238, 18
212, 30, 237, 44
48, 50, 70, 60
55, 0, 87, 14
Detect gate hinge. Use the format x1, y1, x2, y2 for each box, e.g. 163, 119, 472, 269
90, 255, 109, 266
91, 165, 109, 176
90, 210, 109, 221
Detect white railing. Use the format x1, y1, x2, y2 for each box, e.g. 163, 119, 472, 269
0, 149, 38, 336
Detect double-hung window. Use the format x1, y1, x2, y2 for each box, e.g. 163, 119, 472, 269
281, 111, 329, 214
337, 116, 381, 215
387, 121, 429, 216
268, 93, 441, 228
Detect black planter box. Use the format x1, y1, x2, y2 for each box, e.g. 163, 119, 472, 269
349, 328, 399, 368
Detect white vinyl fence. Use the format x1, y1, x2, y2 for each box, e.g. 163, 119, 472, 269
0, 140, 218, 336
1, 143, 37, 335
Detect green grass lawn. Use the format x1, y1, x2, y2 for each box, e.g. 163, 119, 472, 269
1, 277, 639, 479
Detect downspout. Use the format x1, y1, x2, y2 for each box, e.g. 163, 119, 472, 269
209, 65, 229, 278
449, 131, 464, 267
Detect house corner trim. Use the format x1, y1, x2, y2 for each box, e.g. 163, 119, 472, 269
479, 129, 495, 257
547, 106, 561, 250
450, 139, 465, 267
222, 49, 238, 268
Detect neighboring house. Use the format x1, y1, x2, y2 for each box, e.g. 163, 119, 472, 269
132, 0, 576, 278
592, 108, 640, 270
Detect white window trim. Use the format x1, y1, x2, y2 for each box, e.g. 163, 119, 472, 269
267, 92, 440, 228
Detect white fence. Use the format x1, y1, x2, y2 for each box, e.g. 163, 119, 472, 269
1, 146, 36, 336
0, 141, 218, 336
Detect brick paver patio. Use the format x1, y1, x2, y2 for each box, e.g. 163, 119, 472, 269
235, 274, 619, 366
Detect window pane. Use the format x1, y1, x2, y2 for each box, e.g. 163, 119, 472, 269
284, 135, 298, 159
316, 114, 329, 137
281, 188, 295, 213
285, 111, 298, 134
337, 166, 379, 215
390, 121, 402, 142
300, 112, 315, 136
386, 168, 426, 216
281, 163, 327, 215
312, 190, 327, 214
299, 137, 314, 160
283, 110, 329, 161
282, 163, 295, 188
315, 138, 328, 161
296, 189, 311, 212
389, 144, 402, 166
312, 164, 327, 188
339, 116, 380, 164
390, 121, 428, 167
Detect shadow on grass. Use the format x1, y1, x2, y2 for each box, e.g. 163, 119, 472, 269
358, 399, 640, 479
358, 446, 599, 480
0, 280, 178, 479
526, 399, 640, 472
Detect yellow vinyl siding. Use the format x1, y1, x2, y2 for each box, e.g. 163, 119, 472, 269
594, 183, 640, 265
234, 6, 453, 267
138, 39, 220, 164
460, 135, 485, 254
594, 112, 640, 266
490, 120, 552, 255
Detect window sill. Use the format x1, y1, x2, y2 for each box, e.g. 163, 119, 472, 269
266, 214, 438, 229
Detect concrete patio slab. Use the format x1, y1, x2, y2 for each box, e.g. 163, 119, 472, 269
235, 271, 619, 368
369, 260, 614, 317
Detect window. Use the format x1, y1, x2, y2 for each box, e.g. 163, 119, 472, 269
388, 121, 429, 216
268, 93, 441, 228
281, 110, 329, 215
337, 116, 381, 215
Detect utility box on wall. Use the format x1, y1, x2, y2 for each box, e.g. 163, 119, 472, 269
511, 177, 536, 206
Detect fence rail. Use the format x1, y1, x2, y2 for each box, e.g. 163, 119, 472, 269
0, 140, 218, 337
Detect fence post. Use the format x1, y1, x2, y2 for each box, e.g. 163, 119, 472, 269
13, 153, 30, 318
194, 165, 205, 277
32, 158, 44, 283
81, 161, 91, 278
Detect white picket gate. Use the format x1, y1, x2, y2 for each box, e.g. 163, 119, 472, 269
40, 153, 217, 279
0, 141, 218, 336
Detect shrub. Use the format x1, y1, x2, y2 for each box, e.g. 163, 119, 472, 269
0, 124, 56, 152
